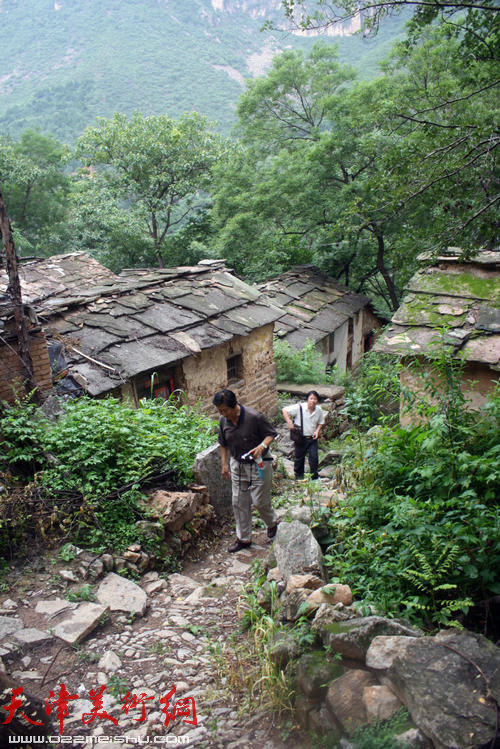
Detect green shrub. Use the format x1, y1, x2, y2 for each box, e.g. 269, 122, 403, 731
274, 339, 328, 384
325, 355, 500, 632
343, 351, 401, 429
0, 393, 217, 554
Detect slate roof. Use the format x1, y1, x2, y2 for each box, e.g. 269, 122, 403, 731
258, 265, 373, 348
0, 253, 282, 396
375, 249, 500, 369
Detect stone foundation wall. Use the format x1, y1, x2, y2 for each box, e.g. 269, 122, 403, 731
180, 323, 278, 418
400, 360, 499, 426
0, 330, 53, 403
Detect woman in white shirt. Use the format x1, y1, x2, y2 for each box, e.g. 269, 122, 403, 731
282, 390, 326, 480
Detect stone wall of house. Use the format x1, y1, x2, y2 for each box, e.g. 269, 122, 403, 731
362, 307, 382, 337
0, 330, 53, 403
352, 310, 364, 367
400, 361, 499, 426
331, 320, 349, 372
180, 323, 278, 418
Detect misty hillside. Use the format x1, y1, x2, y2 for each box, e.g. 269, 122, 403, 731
0, 0, 407, 141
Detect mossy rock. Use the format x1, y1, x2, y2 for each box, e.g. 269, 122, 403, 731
296, 650, 344, 700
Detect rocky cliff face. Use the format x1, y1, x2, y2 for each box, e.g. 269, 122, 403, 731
204, 0, 363, 36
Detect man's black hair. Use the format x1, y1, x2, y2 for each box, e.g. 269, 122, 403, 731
213, 389, 237, 408
306, 390, 320, 400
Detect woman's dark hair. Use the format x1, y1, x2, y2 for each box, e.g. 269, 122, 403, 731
213, 389, 237, 408
306, 390, 320, 400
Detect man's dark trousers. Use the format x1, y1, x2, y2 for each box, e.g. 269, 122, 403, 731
294, 436, 319, 479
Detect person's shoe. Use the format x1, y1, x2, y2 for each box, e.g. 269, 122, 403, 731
228, 539, 252, 553
267, 524, 278, 539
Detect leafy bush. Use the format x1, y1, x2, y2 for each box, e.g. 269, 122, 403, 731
325, 358, 500, 632
0, 397, 49, 473
0, 394, 217, 554
343, 351, 401, 429
274, 339, 337, 384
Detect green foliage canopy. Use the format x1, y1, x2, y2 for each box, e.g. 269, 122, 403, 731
75, 111, 225, 267
0, 129, 71, 255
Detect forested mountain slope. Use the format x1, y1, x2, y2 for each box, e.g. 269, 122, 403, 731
0, 0, 406, 141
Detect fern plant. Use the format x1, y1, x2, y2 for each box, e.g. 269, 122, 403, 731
401, 538, 473, 628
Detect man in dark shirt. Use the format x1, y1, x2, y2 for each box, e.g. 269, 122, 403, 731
213, 389, 278, 553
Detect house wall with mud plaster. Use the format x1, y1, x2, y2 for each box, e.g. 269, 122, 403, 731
179, 323, 277, 418
0, 330, 52, 403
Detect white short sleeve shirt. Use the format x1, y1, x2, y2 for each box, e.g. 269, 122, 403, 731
284, 402, 326, 437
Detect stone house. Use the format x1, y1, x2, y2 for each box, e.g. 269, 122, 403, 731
259, 265, 382, 372
0, 293, 53, 404
375, 249, 499, 424
0, 252, 282, 416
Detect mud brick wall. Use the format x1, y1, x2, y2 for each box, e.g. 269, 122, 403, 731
0, 330, 53, 403
400, 359, 499, 426
179, 323, 278, 418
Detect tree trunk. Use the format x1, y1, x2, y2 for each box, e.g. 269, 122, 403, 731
374, 230, 399, 312
0, 190, 40, 401
151, 213, 164, 268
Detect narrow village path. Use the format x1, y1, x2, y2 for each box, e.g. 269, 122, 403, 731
1, 521, 299, 749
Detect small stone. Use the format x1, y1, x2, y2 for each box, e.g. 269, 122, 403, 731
363, 685, 402, 722
14, 628, 53, 647
98, 650, 122, 673
59, 569, 79, 582
0, 598, 18, 612
101, 554, 114, 571
35, 598, 75, 617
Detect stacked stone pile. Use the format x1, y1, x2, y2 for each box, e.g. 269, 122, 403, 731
265, 520, 500, 748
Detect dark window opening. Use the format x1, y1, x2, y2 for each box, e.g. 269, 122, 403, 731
364, 332, 375, 352
136, 369, 175, 401
227, 354, 243, 384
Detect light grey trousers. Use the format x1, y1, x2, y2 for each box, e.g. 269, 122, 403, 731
229, 456, 277, 543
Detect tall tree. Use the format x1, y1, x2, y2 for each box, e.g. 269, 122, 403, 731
0, 130, 71, 256
279, 1, 499, 249
212, 45, 416, 310
75, 111, 224, 268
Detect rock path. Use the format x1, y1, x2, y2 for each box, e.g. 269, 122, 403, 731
0, 525, 292, 749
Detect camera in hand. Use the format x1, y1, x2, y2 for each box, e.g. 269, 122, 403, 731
240, 450, 254, 464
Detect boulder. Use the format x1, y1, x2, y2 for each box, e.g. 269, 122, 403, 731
96, 573, 148, 616
307, 584, 353, 607
318, 450, 344, 468
388, 629, 500, 749
366, 635, 420, 670
147, 489, 202, 532
268, 632, 301, 668
395, 728, 432, 748
296, 651, 343, 700
310, 604, 359, 637
283, 589, 315, 621
286, 574, 324, 595
325, 669, 377, 734
363, 685, 403, 722
273, 520, 325, 583
193, 443, 232, 517
316, 616, 420, 662
286, 506, 312, 525
267, 567, 282, 583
